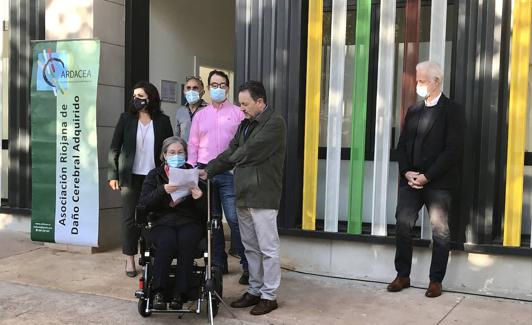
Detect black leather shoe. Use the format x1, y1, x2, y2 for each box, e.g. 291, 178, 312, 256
126, 270, 138, 277
169, 295, 183, 310
230, 292, 261, 308
125, 261, 137, 278
239, 271, 249, 285
250, 299, 278, 315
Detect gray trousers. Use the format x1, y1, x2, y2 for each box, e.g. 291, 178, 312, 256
237, 208, 281, 301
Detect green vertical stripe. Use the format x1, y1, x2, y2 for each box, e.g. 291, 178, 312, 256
30, 42, 57, 242
347, 0, 371, 234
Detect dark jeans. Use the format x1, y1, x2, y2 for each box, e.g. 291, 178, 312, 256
149, 222, 203, 295
394, 186, 452, 283
211, 171, 248, 271
120, 174, 145, 255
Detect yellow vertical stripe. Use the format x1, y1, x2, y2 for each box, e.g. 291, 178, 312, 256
503, 0, 531, 246
302, 0, 323, 230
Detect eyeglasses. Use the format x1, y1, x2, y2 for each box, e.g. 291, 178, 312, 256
209, 82, 228, 89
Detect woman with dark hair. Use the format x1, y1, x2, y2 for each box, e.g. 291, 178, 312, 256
108, 81, 173, 277
138, 136, 206, 310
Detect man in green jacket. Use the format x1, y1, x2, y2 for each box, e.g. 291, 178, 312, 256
200, 80, 286, 316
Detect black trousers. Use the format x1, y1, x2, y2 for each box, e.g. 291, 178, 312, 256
394, 186, 452, 283
120, 174, 145, 255
149, 222, 203, 295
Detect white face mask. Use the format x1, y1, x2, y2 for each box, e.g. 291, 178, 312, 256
416, 85, 429, 98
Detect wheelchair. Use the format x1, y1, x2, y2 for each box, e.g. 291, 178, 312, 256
134, 181, 225, 323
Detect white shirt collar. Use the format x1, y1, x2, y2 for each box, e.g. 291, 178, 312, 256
425, 92, 442, 107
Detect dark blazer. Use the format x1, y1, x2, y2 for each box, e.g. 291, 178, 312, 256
205, 106, 286, 209
396, 94, 464, 189
138, 165, 207, 227
108, 112, 174, 187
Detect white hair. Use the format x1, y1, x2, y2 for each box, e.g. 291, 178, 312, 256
416, 61, 444, 86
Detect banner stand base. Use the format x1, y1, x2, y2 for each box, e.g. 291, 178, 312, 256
44, 243, 97, 254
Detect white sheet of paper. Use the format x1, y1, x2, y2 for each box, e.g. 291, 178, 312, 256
167, 168, 199, 202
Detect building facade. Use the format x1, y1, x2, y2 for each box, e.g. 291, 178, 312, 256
2, 0, 531, 299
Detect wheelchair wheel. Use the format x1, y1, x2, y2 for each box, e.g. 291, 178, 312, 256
138, 298, 152, 317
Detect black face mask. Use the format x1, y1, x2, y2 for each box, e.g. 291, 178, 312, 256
132, 97, 149, 111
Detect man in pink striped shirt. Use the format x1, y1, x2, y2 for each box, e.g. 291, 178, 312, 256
187, 70, 249, 284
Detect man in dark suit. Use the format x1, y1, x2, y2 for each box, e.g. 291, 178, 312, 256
387, 61, 464, 298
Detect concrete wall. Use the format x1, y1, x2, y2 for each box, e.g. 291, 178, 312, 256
92, 0, 125, 249
45, 0, 124, 249
149, 0, 235, 131
280, 236, 532, 300
0, 214, 31, 233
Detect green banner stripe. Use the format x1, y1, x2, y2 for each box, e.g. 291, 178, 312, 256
347, 0, 371, 234
31, 42, 57, 242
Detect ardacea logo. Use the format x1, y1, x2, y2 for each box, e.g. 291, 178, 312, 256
37, 49, 93, 96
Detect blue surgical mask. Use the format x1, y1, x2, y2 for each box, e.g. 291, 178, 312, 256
185, 90, 200, 104
166, 154, 186, 168
210, 87, 226, 103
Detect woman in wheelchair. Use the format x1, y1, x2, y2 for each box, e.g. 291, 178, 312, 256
138, 136, 206, 310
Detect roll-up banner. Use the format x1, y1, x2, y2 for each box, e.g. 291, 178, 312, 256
30, 39, 100, 247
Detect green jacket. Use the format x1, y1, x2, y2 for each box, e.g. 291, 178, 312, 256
205, 106, 286, 209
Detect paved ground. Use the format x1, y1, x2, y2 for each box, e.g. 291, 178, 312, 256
0, 230, 531, 325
